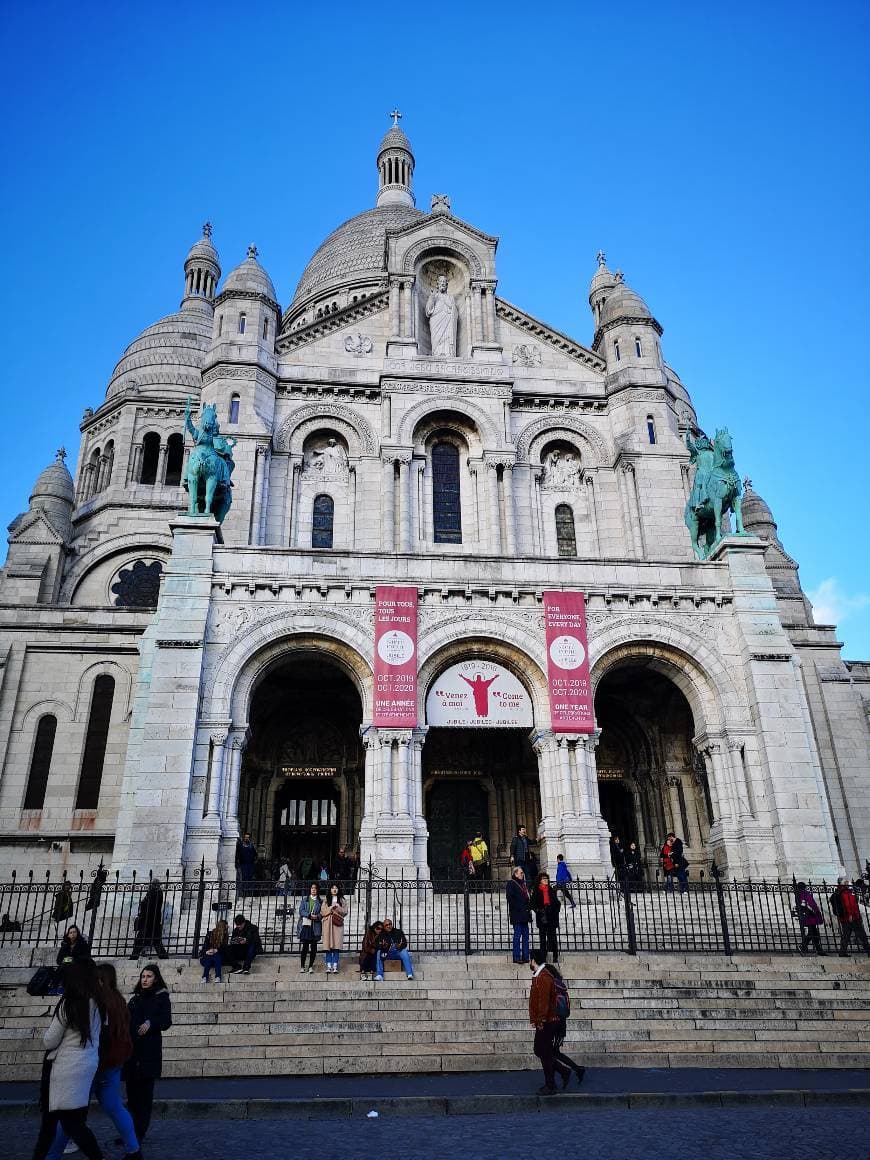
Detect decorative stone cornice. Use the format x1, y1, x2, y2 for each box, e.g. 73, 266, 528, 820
213, 287, 281, 314
496, 298, 605, 371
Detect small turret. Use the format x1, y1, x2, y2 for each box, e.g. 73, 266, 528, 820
0, 449, 74, 604
376, 110, 415, 208
181, 222, 221, 313
589, 254, 665, 385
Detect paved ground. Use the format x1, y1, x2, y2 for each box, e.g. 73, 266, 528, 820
10, 1105, 870, 1160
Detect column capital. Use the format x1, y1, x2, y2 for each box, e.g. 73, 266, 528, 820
210, 731, 229, 748
528, 727, 557, 755
229, 726, 251, 751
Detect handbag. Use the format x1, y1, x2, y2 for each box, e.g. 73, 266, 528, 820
332, 912, 344, 928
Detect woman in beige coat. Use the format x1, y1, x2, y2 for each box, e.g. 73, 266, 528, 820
321, 882, 348, 974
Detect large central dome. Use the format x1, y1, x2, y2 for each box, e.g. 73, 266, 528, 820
290, 204, 423, 308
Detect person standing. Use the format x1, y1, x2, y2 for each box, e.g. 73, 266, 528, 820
469, 832, 490, 880
235, 832, 257, 893
528, 948, 569, 1095
554, 855, 576, 909
610, 835, 626, 888
297, 883, 323, 973
30, 960, 104, 1160
660, 833, 689, 893
321, 883, 347, 974
124, 964, 172, 1148
624, 841, 644, 889
830, 877, 870, 956
530, 871, 561, 963
47, 963, 141, 1160
460, 840, 475, 879
199, 918, 229, 981
130, 881, 168, 960
506, 866, 531, 964
510, 825, 530, 877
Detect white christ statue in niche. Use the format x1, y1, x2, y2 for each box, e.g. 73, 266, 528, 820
425, 274, 457, 357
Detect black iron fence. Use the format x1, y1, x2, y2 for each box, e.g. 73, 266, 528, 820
0, 863, 867, 959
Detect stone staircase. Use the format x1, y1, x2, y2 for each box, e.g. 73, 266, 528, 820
2, 950, 869, 1079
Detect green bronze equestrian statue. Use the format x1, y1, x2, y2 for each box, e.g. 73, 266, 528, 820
684, 426, 746, 559
183, 398, 237, 524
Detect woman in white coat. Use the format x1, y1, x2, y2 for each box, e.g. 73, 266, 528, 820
31, 960, 104, 1160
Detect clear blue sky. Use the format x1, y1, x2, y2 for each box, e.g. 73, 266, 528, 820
1, 2, 868, 657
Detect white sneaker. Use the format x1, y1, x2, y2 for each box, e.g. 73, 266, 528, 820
308, 966, 314, 973
300, 966, 306, 973
63, 1143, 80, 1155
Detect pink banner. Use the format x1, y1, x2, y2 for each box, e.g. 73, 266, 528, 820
373, 586, 418, 728
543, 591, 594, 733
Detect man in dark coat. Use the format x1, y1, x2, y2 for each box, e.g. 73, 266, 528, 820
236, 832, 258, 894
510, 825, 530, 876
226, 913, 263, 974
830, 877, 870, 957
130, 882, 168, 959
506, 866, 532, 963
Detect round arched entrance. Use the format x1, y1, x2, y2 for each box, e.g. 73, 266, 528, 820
422, 656, 540, 879
594, 661, 712, 869
239, 653, 363, 875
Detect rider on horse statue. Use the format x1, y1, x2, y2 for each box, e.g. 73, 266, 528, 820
183, 398, 237, 524
684, 426, 746, 559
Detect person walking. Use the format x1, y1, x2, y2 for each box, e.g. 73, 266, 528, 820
545, 962, 585, 1089
359, 921, 383, 981
199, 918, 229, 981
124, 963, 172, 1148
506, 866, 531, 964
554, 854, 576, 909
530, 871, 561, 963
297, 882, 323, 973
30, 960, 104, 1160
510, 825, 530, 877
46, 963, 141, 1160
527, 948, 574, 1095
129, 881, 168, 959
660, 832, 689, 893
276, 859, 293, 899
830, 877, 870, 956
321, 883, 347, 974
469, 832, 490, 880
793, 882, 825, 955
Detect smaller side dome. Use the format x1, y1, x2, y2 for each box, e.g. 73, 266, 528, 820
741, 478, 779, 541
589, 250, 617, 299
598, 277, 653, 326
30, 447, 75, 507
376, 111, 415, 208
221, 244, 278, 303
378, 123, 413, 154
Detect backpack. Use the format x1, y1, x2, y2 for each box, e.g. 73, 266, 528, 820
829, 889, 843, 920
26, 966, 57, 996
552, 975, 571, 1020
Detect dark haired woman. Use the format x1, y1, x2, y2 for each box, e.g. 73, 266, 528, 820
296, 882, 323, 974
56, 924, 91, 969
321, 882, 348, 974
530, 871, 561, 963
124, 963, 172, 1146
359, 921, 383, 982
30, 960, 104, 1160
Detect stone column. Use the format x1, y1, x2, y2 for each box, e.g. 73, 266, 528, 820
382, 458, 395, 552
502, 463, 517, 555
530, 468, 543, 554
127, 443, 143, 486
471, 282, 483, 345
681, 775, 704, 850
397, 455, 412, 553
585, 474, 601, 555
403, 278, 415, 337
726, 738, 753, 818
222, 729, 249, 839
667, 776, 684, 835
389, 281, 400, 337
485, 285, 498, 343
486, 462, 502, 553
250, 443, 269, 546
358, 726, 380, 863
380, 733, 394, 817
550, 730, 610, 878
289, 459, 303, 546
530, 730, 559, 836
156, 443, 168, 487
411, 727, 429, 866
205, 731, 227, 820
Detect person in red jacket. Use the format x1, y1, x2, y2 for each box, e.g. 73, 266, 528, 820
831, 877, 870, 957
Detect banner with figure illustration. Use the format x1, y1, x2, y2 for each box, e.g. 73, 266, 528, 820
543, 590, 594, 733
373, 586, 418, 727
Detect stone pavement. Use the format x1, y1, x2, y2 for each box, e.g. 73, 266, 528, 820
7, 1104, 870, 1160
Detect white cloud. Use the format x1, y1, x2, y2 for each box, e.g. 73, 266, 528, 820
806, 577, 870, 627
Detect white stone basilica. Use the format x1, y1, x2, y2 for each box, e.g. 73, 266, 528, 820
0, 118, 867, 883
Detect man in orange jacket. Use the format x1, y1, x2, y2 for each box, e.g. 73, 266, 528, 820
528, 948, 564, 1093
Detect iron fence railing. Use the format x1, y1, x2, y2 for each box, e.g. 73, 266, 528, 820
0, 861, 867, 959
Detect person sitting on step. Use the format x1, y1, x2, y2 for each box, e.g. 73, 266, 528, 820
374, 918, 414, 980
225, 913, 261, 975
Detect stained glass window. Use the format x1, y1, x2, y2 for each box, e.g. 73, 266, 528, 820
555, 503, 577, 557
433, 442, 461, 543
312, 494, 334, 548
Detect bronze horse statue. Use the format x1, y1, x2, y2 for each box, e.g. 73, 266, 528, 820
183, 398, 236, 524
684, 427, 745, 559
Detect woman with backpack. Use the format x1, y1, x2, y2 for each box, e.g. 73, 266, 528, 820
794, 882, 825, 955
30, 960, 104, 1160
296, 882, 323, 973
124, 963, 172, 1146
46, 963, 141, 1160
544, 962, 585, 1088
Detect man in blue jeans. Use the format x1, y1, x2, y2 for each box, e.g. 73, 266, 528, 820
375, 918, 414, 979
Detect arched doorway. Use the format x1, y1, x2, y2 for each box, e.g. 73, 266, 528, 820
239, 653, 363, 875
594, 662, 710, 870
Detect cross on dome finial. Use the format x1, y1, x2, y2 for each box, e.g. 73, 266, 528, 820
596, 250, 606, 267
55, 447, 66, 463
247, 244, 259, 259
389, 108, 402, 127
202, 221, 213, 239
743, 476, 753, 491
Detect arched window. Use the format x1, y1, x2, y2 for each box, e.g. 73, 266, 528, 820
646, 415, 657, 445
311, 494, 334, 548
23, 715, 57, 810
262, 317, 269, 339
164, 432, 184, 486
238, 313, 247, 335
75, 675, 115, 810
432, 442, 462, 544
228, 394, 240, 424
217, 314, 223, 336
635, 337, 643, 358
614, 339, 621, 361
102, 440, 114, 490
139, 432, 160, 484
555, 504, 577, 557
